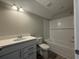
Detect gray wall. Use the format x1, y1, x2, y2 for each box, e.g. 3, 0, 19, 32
0, 1, 46, 39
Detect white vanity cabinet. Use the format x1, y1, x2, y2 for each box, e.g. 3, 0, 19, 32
0, 39, 37, 59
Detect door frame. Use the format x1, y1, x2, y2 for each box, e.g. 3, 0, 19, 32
74, 0, 79, 59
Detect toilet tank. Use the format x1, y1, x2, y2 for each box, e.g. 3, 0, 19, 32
36, 37, 43, 44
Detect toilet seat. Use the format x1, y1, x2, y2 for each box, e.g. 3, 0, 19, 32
39, 43, 50, 50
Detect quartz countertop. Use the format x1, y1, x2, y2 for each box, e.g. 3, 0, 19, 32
0, 36, 36, 48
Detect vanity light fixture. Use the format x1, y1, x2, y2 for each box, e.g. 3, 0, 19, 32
19, 7, 24, 12
12, 5, 17, 10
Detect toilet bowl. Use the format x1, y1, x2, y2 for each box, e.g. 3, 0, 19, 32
39, 43, 49, 59
36, 37, 50, 59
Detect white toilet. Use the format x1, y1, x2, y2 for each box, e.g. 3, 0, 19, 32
37, 37, 50, 59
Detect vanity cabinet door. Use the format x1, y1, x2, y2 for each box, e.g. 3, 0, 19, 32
0, 50, 20, 59
28, 53, 36, 59
23, 52, 36, 59
22, 44, 37, 59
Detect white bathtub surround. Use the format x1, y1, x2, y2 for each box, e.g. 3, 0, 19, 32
45, 15, 74, 59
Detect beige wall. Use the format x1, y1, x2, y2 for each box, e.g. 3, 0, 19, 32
0, 1, 45, 39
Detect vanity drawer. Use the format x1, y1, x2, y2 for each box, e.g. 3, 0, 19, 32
20, 40, 37, 48
22, 44, 36, 54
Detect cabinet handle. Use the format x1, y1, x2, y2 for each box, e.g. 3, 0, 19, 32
0, 48, 3, 51
28, 52, 34, 56
28, 47, 34, 50
19, 50, 21, 57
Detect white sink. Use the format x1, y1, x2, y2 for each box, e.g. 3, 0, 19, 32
13, 38, 26, 41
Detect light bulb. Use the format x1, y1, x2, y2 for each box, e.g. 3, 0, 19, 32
12, 5, 17, 10
19, 8, 24, 12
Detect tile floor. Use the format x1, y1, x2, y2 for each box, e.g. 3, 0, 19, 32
37, 50, 66, 59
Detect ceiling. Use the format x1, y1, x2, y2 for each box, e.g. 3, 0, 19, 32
1, 0, 73, 19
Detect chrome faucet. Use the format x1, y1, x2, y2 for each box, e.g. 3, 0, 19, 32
17, 34, 22, 39
16, 32, 23, 39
